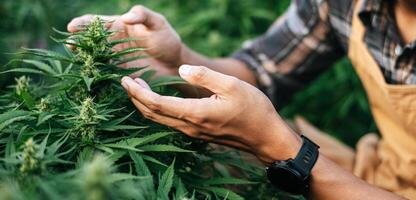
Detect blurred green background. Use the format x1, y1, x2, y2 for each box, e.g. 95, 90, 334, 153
0, 0, 376, 147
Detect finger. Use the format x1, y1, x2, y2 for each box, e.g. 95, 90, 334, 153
121, 5, 165, 28
178, 65, 240, 95
65, 38, 77, 51
131, 98, 182, 127
122, 77, 214, 122
134, 78, 151, 89
67, 14, 119, 32
130, 98, 211, 139
131, 98, 249, 151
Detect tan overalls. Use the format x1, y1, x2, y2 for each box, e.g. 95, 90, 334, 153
294, 0, 416, 199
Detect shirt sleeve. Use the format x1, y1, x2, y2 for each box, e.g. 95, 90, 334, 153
232, 0, 344, 107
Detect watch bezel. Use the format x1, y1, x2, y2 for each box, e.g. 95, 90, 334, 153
267, 160, 309, 195
266, 135, 319, 196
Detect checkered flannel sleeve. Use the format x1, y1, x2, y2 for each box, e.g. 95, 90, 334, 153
232, 0, 344, 107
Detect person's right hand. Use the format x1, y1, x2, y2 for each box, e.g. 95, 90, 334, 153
67, 5, 184, 77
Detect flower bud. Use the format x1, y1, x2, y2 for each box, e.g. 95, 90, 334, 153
19, 138, 42, 175
15, 76, 30, 96
81, 155, 112, 200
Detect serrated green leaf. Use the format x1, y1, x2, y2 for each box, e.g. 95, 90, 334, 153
37, 113, 56, 126
0, 110, 33, 131
114, 54, 152, 65
99, 125, 147, 132
129, 151, 151, 176
100, 111, 135, 127
197, 177, 255, 186
83, 76, 94, 91
101, 143, 142, 152
51, 60, 63, 74
149, 76, 186, 88
157, 159, 175, 198
109, 47, 149, 58
109, 38, 143, 46
103, 131, 174, 149
175, 178, 189, 200
139, 144, 193, 153
128, 131, 175, 147
108, 173, 148, 183
0, 68, 45, 75
5, 135, 16, 159
142, 155, 168, 167
95, 145, 115, 154
38, 134, 49, 158
21, 48, 71, 61
52, 27, 72, 36
18, 90, 36, 109
20, 59, 57, 75
204, 187, 244, 200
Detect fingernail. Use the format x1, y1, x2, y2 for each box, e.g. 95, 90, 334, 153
179, 65, 193, 77
121, 76, 133, 89
121, 12, 138, 21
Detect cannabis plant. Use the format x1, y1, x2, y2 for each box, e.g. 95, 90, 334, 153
0, 18, 276, 200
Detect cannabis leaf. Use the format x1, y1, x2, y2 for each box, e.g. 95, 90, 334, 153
0, 17, 265, 200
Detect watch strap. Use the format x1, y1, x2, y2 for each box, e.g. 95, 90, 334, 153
292, 135, 320, 178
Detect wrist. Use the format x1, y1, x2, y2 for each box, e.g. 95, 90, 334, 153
256, 119, 302, 165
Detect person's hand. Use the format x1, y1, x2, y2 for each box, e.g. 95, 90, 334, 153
121, 64, 302, 164
67, 5, 183, 77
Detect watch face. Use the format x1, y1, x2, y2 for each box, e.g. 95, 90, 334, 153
267, 165, 305, 194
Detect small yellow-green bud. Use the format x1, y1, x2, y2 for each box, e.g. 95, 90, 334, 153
15, 76, 30, 95
71, 97, 99, 142
79, 97, 96, 122
19, 138, 42, 175
81, 155, 112, 200
36, 97, 50, 112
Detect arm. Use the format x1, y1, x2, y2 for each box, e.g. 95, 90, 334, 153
68, 0, 344, 101
177, 0, 346, 102
121, 65, 404, 200
67, 6, 256, 98
310, 156, 402, 200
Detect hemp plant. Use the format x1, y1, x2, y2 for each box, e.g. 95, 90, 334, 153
0, 18, 275, 200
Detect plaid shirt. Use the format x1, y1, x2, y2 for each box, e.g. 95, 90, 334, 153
233, 0, 416, 106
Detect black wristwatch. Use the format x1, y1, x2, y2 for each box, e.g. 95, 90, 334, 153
266, 135, 320, 196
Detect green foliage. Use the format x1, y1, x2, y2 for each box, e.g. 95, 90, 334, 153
0, 18, 274, 199
281, 59, 377, 146
0, 0, 375, 147
0, 0, 378, 198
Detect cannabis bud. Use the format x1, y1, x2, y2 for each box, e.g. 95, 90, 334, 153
75, 17, 112, 66
81, 155, 112, 200
15, 76, 30, 96
80, 51, 100, 77
79, 97, 97, 122
36, 97, 50, 112
19, 138, 42, 175
0, 13, 263, 199
85, 17, 107, 41
72, 97, 99, 142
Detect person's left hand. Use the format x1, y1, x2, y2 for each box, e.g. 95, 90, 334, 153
121, 65, 301, 164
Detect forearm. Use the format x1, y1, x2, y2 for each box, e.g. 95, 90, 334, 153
261, 121, 404, 200
175, 43, 402, 200
309, 155, 403, 200
177, 45, 257, 97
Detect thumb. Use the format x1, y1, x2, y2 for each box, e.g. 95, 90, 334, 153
121, 5, 164, 29
178, 65, 237, 95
